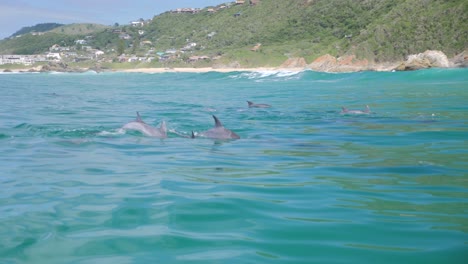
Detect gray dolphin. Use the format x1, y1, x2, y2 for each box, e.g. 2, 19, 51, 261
122, 112, 167, 138
192, 115, 240, 140
247, 100, 271, 108
341, 105, 370, 115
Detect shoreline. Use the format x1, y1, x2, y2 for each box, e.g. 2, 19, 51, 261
0, 66, 313, 74
1, 49, 465, 74
119, 67, 306, 73
1, 64, 465, 74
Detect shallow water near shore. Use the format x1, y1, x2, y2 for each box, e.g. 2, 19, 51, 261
1, 69, 467, 263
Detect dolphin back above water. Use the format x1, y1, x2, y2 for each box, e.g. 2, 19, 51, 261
341, 105, 370, 114
122, 112, 167, 138
247, 100, 271, 108
193, 115, 240, 140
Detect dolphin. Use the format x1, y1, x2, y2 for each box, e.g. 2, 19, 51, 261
122, 112, 167, 138
341, 105, 370, 115
247, 100, 271, 108
192, 115, 240, 140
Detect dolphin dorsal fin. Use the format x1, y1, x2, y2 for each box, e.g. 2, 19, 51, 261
191, 131, 195, 138
247, 101, 254, 107
136, 112, 143, 122
212, 115, 223, 127
341, 107, 348, 112
160, 120, 167, 133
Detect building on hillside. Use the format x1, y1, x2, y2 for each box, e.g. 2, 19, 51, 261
181, 42, 197, 51
119, 33, 132, 40
131, 21, 144, 27
118, 54, 128, 62
46, 53, 61, 61
165, 49, 177, 54
75, 39, 87, 45
250, 0, 261, 5
236, 0, 245, 5
207, 32, 217, 39
0, 55, 32, 65
141, 40, 153, 46
188, 56, 210, 63
63, 52, 78, 58
49, 44, 70, 52
173, 8, 201, 14
94, 50, 105, 58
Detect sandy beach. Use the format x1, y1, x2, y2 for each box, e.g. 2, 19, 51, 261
119, 67, 306, 73
0, 66, 309, 74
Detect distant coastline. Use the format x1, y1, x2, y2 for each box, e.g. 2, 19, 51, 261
0, 65, 463, 74
0, 65, 394, 74
2, 49, 465, 74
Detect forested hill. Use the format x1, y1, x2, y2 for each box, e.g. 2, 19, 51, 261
10, 23, 64, 38
1, 0, 466, 64
144, 0, 466, 62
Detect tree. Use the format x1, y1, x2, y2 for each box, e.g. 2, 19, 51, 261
117, 39, 125, 55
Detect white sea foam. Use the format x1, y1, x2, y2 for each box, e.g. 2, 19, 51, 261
0, 71, 39, 74
98, 129, 126, 136
230, 69, 303, 80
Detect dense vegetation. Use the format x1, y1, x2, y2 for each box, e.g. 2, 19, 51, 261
10, 23, 64, 37
0, 0, 466, 64
143, 0, 467, 62
1, 24, 110, 55
48, 23, 110, 35
0, 33, 77, 54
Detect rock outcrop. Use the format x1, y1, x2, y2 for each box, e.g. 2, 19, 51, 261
39, 62, 87, 73
308, 54, 336, 72
308, 54, 369, 72
280, 57, 307, 68
395, 50, 450, 71
450, 50, 468, 68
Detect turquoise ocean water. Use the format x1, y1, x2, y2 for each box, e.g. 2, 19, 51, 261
0, 69, 467, 263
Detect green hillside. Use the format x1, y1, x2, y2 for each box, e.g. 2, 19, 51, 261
141, 0, 467, 62
0, 23, 111, 55
0, 0, 466, 65
10, 23, 64, 37
0, 33, 77, 54
48, 23, 110, 35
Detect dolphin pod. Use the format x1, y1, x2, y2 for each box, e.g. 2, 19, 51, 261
341, 105, 370, 115
122, 113, 239, 140
122, 102, 372, 139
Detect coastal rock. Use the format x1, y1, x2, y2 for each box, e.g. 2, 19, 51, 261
39, 62, 87, 73
450, 50, 468, 68
40, 62, 68, 72
308, 54, 337, 72
39, 65, 51, 72
335, 55, 369, 72
308, 54, 368, 72
396, 50, 450, 71
280, 57, 307, 68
